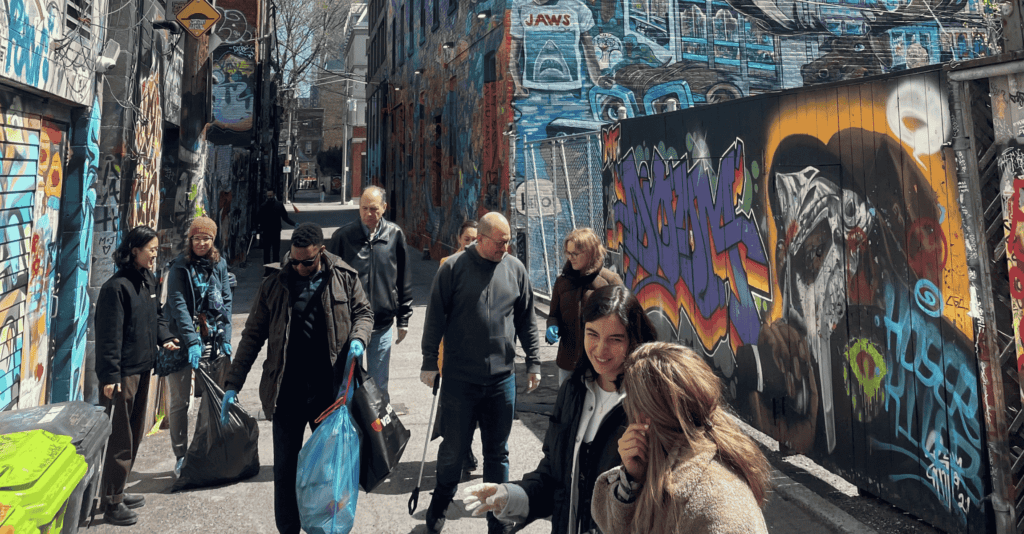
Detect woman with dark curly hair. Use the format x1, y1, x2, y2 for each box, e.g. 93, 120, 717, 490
95, 226, 177, 526
464, 284, 656, 534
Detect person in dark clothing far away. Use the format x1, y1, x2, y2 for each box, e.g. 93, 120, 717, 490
95, 226, 178, 526
329, 185, 413, 401
419, 211, 542, 534
220, 222, 374, 534
257, 190, 296, 265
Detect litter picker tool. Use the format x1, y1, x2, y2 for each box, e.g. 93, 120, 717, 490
408, 376, 441, 515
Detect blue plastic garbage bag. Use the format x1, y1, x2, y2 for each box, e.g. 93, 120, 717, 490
296, 358, 361, 534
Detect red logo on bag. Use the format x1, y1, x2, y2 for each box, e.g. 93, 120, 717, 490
372, 419, 383, 432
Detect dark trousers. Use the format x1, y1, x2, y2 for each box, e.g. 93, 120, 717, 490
263, 230, 282, 264
272, 397, 330, 534
100, 371, 151, 505
433, 375, 515, 500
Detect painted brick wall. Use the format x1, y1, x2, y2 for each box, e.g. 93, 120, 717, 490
372, 0, 994, 256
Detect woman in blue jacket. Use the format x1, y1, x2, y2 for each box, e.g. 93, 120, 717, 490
161, 216, 233, 476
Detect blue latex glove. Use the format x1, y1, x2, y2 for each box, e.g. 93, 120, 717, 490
220, 390, 237, 426
188, 343, 202, 369
221, 342, 232, 358
545, 325, 560, 345
348, 339, 365, 359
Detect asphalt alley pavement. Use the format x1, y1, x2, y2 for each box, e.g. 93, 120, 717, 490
84, 191, 907, 533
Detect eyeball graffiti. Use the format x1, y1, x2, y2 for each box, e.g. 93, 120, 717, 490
886, 79, 950, 167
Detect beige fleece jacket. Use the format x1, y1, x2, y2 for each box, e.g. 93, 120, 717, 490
591, 447, 768, 534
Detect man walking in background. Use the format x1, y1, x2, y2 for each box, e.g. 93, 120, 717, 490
257, 190, 296, 265
330, 185, 413, 401
419, 211, 542, 534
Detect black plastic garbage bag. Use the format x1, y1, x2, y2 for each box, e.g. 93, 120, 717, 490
172, 361, 260, 491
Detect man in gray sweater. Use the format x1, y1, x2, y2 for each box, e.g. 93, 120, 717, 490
420, 211, 541, 534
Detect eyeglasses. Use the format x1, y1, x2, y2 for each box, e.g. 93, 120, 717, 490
481, 234, 510, 248
565, 249, 583, 259
289, 252, 320, 267
191, 236, 213, 243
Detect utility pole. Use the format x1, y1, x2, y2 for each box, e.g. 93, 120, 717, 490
285, 104, 294, 200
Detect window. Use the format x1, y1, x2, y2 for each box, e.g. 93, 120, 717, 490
391, 20, 396, 72
432, 116, 442, 207
484, 51, 496, 82
399, 7, 405, 64
420, 0, 426, 44
447, 0, 457, 17
432, 0, 439, 30
305, 141, 312, 154
65, 0, 92, 40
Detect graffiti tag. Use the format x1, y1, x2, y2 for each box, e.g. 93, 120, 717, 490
611, 139, 770, 353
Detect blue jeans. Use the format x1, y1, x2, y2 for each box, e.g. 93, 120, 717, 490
366, 326, 393, 399
434, 374, 516, 500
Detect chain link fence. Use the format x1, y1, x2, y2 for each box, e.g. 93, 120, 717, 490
513, 132, 604, 297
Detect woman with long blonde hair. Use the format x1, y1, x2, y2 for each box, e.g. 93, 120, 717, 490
592, 342, 771, 534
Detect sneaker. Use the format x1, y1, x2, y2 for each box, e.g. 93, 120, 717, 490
123, 494, 145, 509
174, 457, 184, 477
103, 503, 138, 526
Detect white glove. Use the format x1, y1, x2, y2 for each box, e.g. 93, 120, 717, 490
463, 483, 509, 517
396, 327, 409, 344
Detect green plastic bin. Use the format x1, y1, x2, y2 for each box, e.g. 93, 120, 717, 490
0, 430, 87, 533
0, 500, 35, 534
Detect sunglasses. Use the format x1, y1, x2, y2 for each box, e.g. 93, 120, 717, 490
288, 252, 320, 267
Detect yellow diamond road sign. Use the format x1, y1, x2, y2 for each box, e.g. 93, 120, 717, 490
176, 0, 221, 38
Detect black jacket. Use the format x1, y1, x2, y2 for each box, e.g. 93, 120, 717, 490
329, 219, 413, 330
225, 251, 374, 419
420, 244, 542, 384
95, 266, 174, 385
518, 370, 627, 533
257, 198, 296, 234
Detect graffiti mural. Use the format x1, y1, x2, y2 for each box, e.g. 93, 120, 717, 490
603, 70, 987, 533
22, 118, 65, 407
998, 142, 1024, 374
211, 48, 255, 132
0, 0, 99, 106
508, 0, 993, 157
209, 1, 257, 140
51, 96, 100, 404
0, 97, 69, 409
127, 71, 162, 230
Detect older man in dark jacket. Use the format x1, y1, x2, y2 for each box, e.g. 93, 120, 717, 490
222, 222, 373, 534
329, 185, 412, 401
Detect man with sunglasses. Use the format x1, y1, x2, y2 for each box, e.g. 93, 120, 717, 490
221, 222, 373, 533
329, 185, 413, 402
420, 211, 542, 534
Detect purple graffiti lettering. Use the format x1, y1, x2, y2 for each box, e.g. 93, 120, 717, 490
613, 140, 768, 351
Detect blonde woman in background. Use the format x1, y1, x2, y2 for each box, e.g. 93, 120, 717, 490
545, 228, 622, 386
592, 342, 771, 534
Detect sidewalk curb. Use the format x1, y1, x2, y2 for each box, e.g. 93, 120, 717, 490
771, 468, 878, 534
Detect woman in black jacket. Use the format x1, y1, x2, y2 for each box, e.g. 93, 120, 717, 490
464, 285, 658, 534
95, 226, 177, 526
